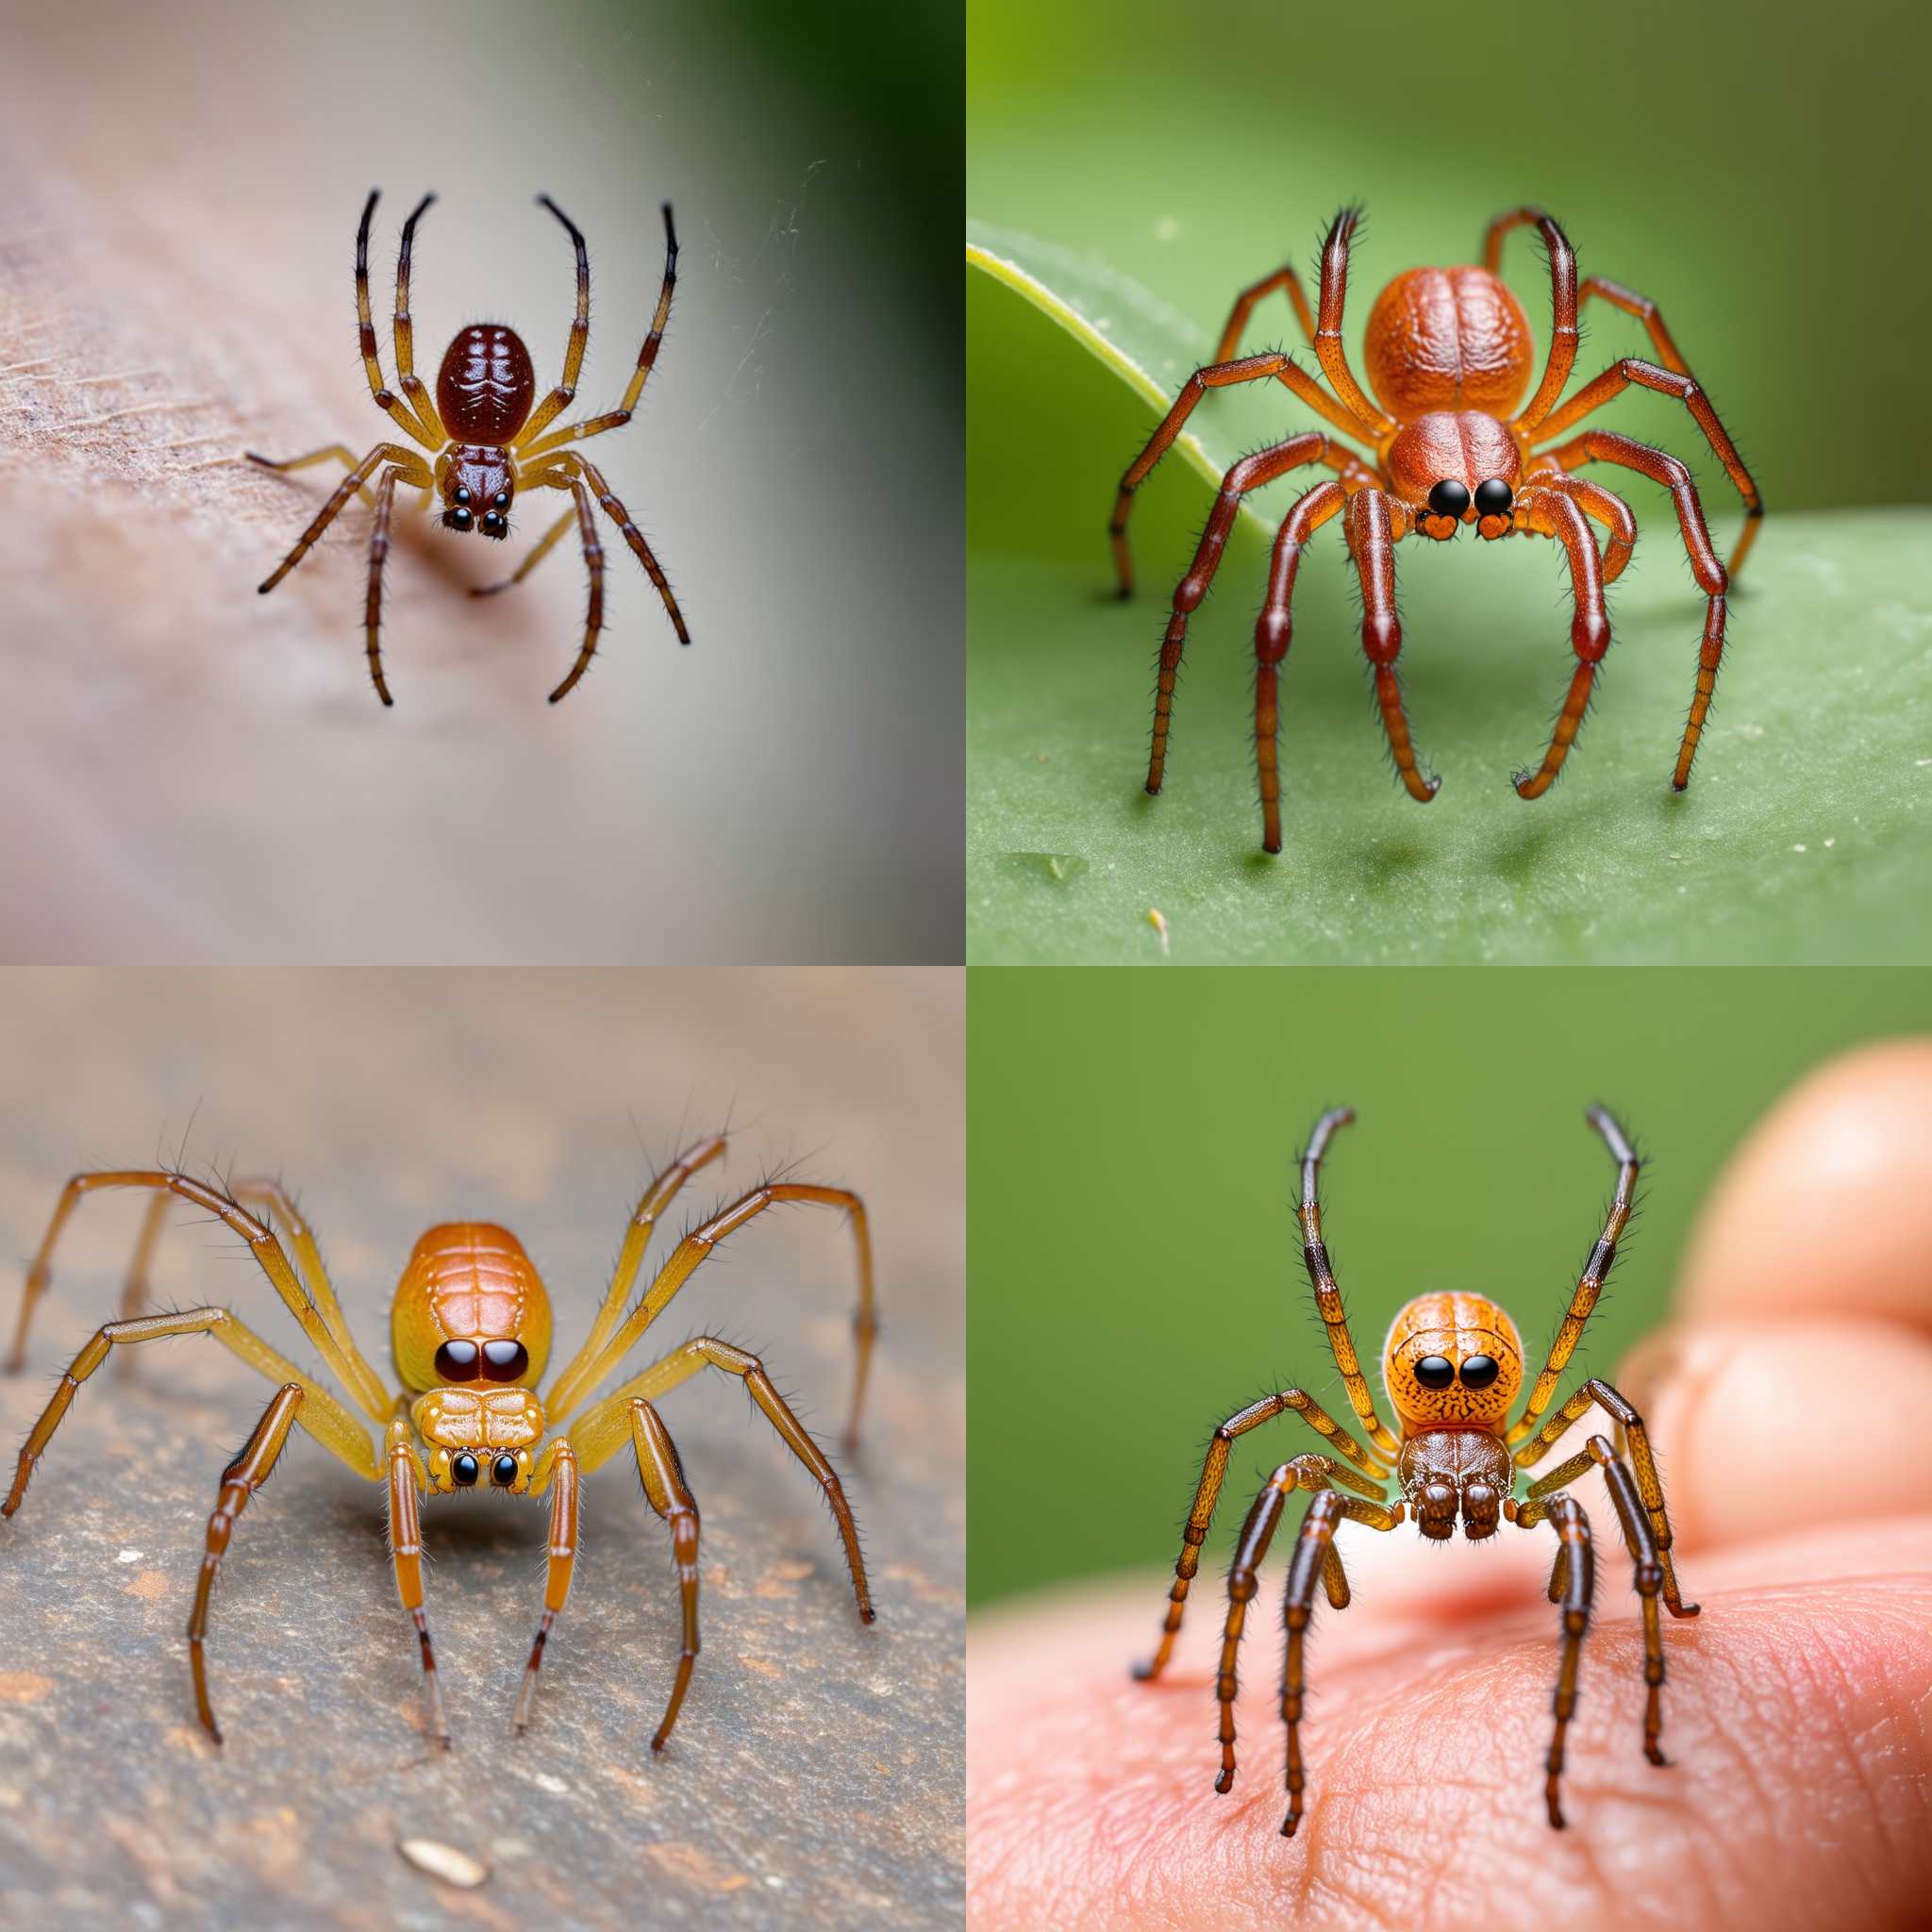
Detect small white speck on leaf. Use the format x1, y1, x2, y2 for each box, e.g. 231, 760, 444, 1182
398, 1839, 490, 1889
533, 1773, 570, 1796
1792, 843, 1807, 853
116, 1549, 144, 1564
1155, 216, 1180, 242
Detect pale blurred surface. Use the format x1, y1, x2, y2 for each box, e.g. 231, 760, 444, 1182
0, 968, 964, 1926
0, 0, 961, 963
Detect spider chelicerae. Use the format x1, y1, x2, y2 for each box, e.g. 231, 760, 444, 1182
1132, 1104, 1698, 1836
1110, 207, 1763, 852
3, 1132, 876, 1752
250, 190, 689, 706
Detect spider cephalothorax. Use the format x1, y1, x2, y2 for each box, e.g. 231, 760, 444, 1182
1133, 1104, 1700, 1836
1109, 205, 1764, 851
250, 192, 691, 705
4, 1134, 879, 1755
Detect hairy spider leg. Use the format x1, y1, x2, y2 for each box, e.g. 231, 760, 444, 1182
1255, 478, 1351, 853
1509, 485, 1610, 799
9, 1170, 394, 1425
1482, 208, 1579, 436
515, 196, 592, 451
1508, 1108, 1641, 1443
1515, 1374, 1699, 1619
1344, 489, 1441, 804
254, 442, 434, 599
509, 1434, 580, 1737
1108, 354, 1374, 597
1537, 429, 1731, 789
391, 192, 446, 444
354, 190, 440, 450
187, 1382, 306, 1742
1295, 1108, 1400, 1458
1311, 208, 1397, 441
541, 1132, 730, 1412
1522, 1491, 1595, 1827
363, 465, 405, 705
1523, 1433, 1676, 1766
544, 1180, 876, 1455
518, 203, 678, 461
1133, 1384, 1388, 1682
1213, 258, 1320, 362
243, 444, 378, 510
1142, 436, 1363, 800
384, 1408, 449, 1747
1530, 471, 1638, 584
469, 507, 576, 597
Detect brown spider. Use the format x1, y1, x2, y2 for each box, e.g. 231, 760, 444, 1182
3, 1132, 877, 1752
1132, 1104, 1699, 1836
250, 190, 690, 706
1109, 207, 1764, 852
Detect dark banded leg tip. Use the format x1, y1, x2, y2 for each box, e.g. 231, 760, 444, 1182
1213, 1770, 1234, 1795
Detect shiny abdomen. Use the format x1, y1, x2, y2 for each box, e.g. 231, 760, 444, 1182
1363, 267, 1533, 420
392, 1222, 553, 1391
435, 325, 536, 443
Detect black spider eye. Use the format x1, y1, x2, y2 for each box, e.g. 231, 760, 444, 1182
1474, 478, 1513, 517
480, 1340, 528, 1382
1459, 1353, 1501, 1390
491, 1454, 519, 1488
481, 511, 506, 535
449, 506, 474, 530
450, 1452, 479, 1487
491, 491, 510, 509
435, 1340, 479, 1380
1427, 479, 1470, 519
454, 487, 471, 506
1413, 1354, 1456, 1390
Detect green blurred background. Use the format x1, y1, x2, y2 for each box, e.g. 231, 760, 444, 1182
966, 967, 1932, 1608
969, 0, 1930, 557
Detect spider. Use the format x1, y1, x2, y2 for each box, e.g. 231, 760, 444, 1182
1131, 1104, 1699, 1837
1109, 206, 1764, 852
2, 1132, 878, 1752
248, 189, 690, 707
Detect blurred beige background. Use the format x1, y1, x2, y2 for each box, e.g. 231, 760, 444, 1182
0, 966, 963, 1926
0, 1, 960, 963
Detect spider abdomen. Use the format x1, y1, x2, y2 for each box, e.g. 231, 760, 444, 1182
392, 1222, 554, 1393
1364, 267, 1533, 419
436, 324, 536, 443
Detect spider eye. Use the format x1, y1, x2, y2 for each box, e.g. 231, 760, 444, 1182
1413, 1354, 1455, 1390
435, 1340, 480, 1380
449, 506, 474, 531
1474, 479, 1512, 517
480, 1340, 528, 1382
1426, 479, 1470, 519
450, 1452, 479, 1487
491, 491, 510, 510
491, 1454, 519, 1488
454, 487, 471, 506
481, 510, 507, 535
1459, 1353, 1501, 1390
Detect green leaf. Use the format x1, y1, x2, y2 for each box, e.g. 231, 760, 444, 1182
967, 225, 1932, 965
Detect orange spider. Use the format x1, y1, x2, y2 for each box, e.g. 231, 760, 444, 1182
1109, 207, 1763, 852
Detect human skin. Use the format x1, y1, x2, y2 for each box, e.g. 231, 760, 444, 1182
967, 1042, 1932, 1932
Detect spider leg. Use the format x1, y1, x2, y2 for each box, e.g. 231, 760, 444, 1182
1530, 358, 1762, 579
385, 1414, 449, 1747
1214, 259, 1319, 362
1537, 429, 1731, 789
391, 192, 446, 444
9, 1169, 395, 1427
1509, 484, 1610, 799
541, 1132, 730, 1421
1514, 1374, 1699, 1618
244, 444, 377, 510
363, 465, 404, 707
352, 192, 440, 449
625, 1401, 705, 1748
515, 196, 592, 451
255, 442, 432, 600
187, 1381, 305, 1743
1134, 1384, 1390, 1682
1254, 477, 1351, 854
1143, 438, 1360, 803
543, 1176, 874, 1453
1525, 466, 1637, 583
1311, 208, 1397, 442
1343, 488, 1438, 803
510, 1436, 581, 1739
5, 1307, 378, 1520
113, 1193, 175, 1369
1109, 355, 1372, 597
1483, 207, 1579, 436
565, 1337, 873, 1624
518, 203, 678, 460
1509, 1108, 1641, 1446
469, 506, 577, 598
1514, 1491, 1595, 1828
1524, 1434, 1680, 1767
